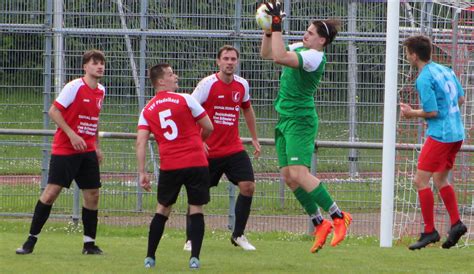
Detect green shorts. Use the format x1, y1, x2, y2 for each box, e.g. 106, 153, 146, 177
275, 115, 318, 168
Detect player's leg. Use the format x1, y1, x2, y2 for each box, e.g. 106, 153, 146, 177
145, 203, 172, 268
82, 189, 102, 254
282, 167, 331, 253
16, 154, 74, 255
409, 137, 452, 250
184, 167, 209, 269
408, 169, 440, 250
184, 158, 223, 251
283, 116, 351, 247
434, 141, 467, 249
77, 151, 103, 255
145, 169, 180, 267
226, 151, 256, 250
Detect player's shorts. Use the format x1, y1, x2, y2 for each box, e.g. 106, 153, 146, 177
275, 115, 318, 168
208, 150, 255, 187
418, 136, 463, 172
157, 166, 210, 207
48, 151, 101, 189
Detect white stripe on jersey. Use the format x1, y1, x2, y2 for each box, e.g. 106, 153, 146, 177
192, 74, 251, 104
288, 42, 324, 72
56, 78, 106, 109
138, 109, 148, 127
181, 93, 205, 118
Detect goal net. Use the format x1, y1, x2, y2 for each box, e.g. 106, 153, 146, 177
395, 1, 474, 246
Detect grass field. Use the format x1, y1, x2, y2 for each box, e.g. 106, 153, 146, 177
0, 220, 471, 274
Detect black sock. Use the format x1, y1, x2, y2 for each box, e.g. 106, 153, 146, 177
232, 194, 252, 238
82, 207, 98, 241
185, 207, 192, 242
147, 213, 168, 259
189, 213, 205, 259
311, 214, 324, 226
29, 200, 53, 236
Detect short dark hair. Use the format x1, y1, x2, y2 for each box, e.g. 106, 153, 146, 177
149, 63, 171, 86
217, 45, 240, 59
312, 19, 340, 47
403, 35, 432, 62
82, 50, 105, 66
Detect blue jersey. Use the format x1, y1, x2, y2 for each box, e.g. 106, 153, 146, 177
415, 62, 465, 143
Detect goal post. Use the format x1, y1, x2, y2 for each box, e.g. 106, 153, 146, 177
380, 0, 400, 248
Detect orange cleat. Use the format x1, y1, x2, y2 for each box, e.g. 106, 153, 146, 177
330, 212, 352, 247
310, 219, 333, 253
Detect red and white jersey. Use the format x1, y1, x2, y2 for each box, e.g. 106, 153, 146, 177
52, 78, 105, 155
192, 73, 250, 158
138, 91, 208, 170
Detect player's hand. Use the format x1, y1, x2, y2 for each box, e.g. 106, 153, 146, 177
69, 133, 87, 151
264, 0, 285, 32
95, 148, 104, 164
252, 139, 261, 159
400, 102, 413, 119
139, 173, 152, 192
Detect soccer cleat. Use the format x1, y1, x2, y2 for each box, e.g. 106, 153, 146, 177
408, 230, 440, 250
231, 235, 256, 251
310, 219, 333, 253
82, 244, 103, 255
144, 257, 156, 268
15, 236, 37, 255
183, 240, 192, 252
189, 257, 200, 269
442, 221, 467, 249
330, 211, 352, 247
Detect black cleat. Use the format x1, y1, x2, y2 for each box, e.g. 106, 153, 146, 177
442, 221, 467, 249
16, 236, 37, 255
409, 230, 440, 250
82, 244, 103, 255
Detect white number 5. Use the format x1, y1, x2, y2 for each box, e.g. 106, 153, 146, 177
159, 109, 178, 140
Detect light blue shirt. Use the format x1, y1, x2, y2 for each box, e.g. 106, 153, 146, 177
415, 62, 465, 143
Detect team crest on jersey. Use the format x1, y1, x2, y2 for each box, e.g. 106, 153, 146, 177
96, 98, 103, 109
232, 91, 241, 103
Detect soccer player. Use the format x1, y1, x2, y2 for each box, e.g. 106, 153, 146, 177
137, 63, 213, 269
16, 50, 106, 255
400, 35, 467, 250
259, 1, 352, 253
183, 45, 261, 251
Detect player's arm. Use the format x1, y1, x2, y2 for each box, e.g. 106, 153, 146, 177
48, 104, 87, 151
197, 115, 213, 141
242, 105, 261, 158
399, 103, 438, 119
260, 32, 273, 59
95, 125, 103, 164
136, 129, 151, 192
263, 0, 299, 67
458, 96, 465, 106
270, 32, 299, 68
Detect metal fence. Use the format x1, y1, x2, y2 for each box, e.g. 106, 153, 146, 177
1, 0, 473, 241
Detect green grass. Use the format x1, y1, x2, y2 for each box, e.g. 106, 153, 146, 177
0, 220, 471, 274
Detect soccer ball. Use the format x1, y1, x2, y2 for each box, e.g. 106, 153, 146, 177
255, 4, 272, 31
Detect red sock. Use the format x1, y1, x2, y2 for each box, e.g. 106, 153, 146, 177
418, 188, 435, 233
439, 184, 460, 226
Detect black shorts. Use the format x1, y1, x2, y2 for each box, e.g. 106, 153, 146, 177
208, 150, 255, 187
157, 166, 210, 207
48, 151, 101, 189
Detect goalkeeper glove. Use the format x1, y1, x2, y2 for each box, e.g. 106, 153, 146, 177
264, 0, 284, 32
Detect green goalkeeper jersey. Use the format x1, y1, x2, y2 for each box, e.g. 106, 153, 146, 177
274, 42, 326, 117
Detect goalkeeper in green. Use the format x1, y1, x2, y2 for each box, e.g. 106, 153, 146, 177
259, 0, 352, 253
